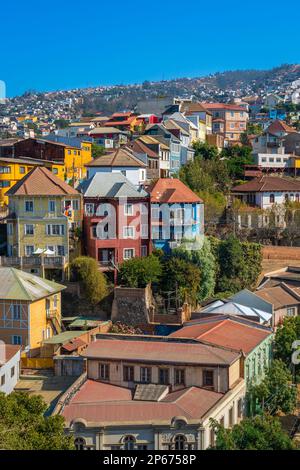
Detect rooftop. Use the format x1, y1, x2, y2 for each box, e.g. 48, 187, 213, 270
82, 337, 240, 366
0, 267, 65, 301
147, 178, 202, 204
6, 166, 80, 196
0, 344, 20, 366
255, 283, 300, 309
85, 147, 146, 168
80, 172, 148, 199
232, 176, 300, 193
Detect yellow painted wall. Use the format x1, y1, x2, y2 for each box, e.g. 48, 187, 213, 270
64, 141, 92, 182
29, 293, 61, 351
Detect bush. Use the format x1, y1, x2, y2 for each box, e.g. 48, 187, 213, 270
70, 256, 108, 305
119, 254, 162, 288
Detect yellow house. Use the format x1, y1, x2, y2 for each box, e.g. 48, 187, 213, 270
6, 167, 82, 281
0, 267, 65, 357
0, 156, 65, 206
64, 141, 92, 182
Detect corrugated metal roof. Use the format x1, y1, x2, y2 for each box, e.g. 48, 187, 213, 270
0, 267, 65, 301
80, 173, 148, 198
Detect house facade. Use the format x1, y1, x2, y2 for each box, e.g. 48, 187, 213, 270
81, 173, 150, 274
5, 167, 82, 280
147, 178, 204, 253
0, 267, 65, 356
56, 335, 246, 450
203, 103, 248, 142
0, 344, 21, 394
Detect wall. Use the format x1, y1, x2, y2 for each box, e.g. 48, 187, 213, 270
111, 286, 153, 325
0, 348, 20, 394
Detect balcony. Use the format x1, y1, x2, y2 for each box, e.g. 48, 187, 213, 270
0, 255, 66, 269
46, 309, 58, 319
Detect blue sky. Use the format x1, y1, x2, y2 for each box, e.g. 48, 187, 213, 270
1, 0, 300, 97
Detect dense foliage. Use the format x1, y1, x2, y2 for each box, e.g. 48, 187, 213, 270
274, 316, 300, 378
70, 256, 108, 305
250, 359, 297, 415
91, 143, 105, 159
210, 414, 295, 450
118, 254, 162, 288
0, 392, 74, 450
161, 257, 201, 305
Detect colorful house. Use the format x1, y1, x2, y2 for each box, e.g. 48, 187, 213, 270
13, 138, 92, 185
0, 156, 64, 206
0, 344, 21, 394
0, 267, 65, 357
147, 178, 204, 253
80, 172, 150, 278
5, 167, 82, 280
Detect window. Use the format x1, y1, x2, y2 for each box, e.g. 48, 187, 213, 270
124, 203, 133, 216
269, 194, 275, 203
11, 366, 15, 378
237, 398, 243, 418
0, 166, 11, 173
25, 245, 34, 256
228, 407, 234, 427
123, 248, 135, 260
25, 200, 33, 212
203, 370, 214, 387
19, 166, 25, 174
123, 436, 135, 450
84, 203, 94, 216
74, 438, 86, 451
0, 180, 10, 188
123, 226, 135, 238
159, 368, 169, 385
7, 223, 13, 236
12, 335, 22, 345
49, 200, 56, 212
72, 199, 79, 211
141, 245, 147, 257
210, 428, 215, 447
53, 295, 58, 309
140, 170, 146, 181
1, 375, 5, 387
140, 367, 151, 383
99, 363, 109, 381
174, 435, 186, 450
123, 366, 134, 382
151, 207, 160, 219
12, 304, 21, 320
52, 168, 58, 175
24, 224, 34, 235
57, 245, 65, 256
46, 225, 65, 236
175, 369, 185, 385
287, 307, 296, 317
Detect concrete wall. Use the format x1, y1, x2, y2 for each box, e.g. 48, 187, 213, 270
0, 348, 20, 394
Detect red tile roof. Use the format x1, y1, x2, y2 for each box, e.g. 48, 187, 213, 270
82, 338, 239, 365
6, 166, 80, 196
267, 120, 295, 134
147, 178, 202, 204
62, 381, 224, 425
203, 103, 247, 112
232, 176, 300, 193
169, 318, 271, 354
61, 338, 87, 353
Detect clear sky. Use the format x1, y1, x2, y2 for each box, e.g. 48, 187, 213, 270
1, 0, 300, 97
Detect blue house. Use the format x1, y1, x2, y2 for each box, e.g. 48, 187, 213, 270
145, 124, 181, 174
148, 178, 204, 253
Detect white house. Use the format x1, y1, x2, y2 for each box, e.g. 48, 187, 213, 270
85, 147, 147, 187
0, 344, 21, 395
232, 176, 300, 209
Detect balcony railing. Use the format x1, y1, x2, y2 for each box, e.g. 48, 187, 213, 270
0, 255, 67, 268
46, 309, 58, 319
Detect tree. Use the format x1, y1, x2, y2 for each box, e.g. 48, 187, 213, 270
217, 235, 245, 292
210, 414, 295, 450
54, 118, 70, 129
70, 256, 108, 305
119, 254, 162, 288
274, 316, 300, 372
161, 257, 201, 305
0, 392, 74, 450
172, 237, 217, 301
221, 145, 253, 180
91, 143, 105, 159
192, 141, 219, 161
250, 359, 297, 415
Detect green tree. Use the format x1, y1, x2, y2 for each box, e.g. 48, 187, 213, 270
91, 143, 105, 159
192, 141, 219, 160
210, 414, 295, 450
54, 118, 70, 129
274, 316, 300, 373
161, 257, 201, 305
217, 235, 245, 292
119, 254, 162, 288
0, 392, 74, 450
221, 145, 253, 180
70, 256, 108, 305
250, 359, 297, 415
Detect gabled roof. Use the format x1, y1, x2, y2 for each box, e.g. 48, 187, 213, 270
255, 283, 300, 309
147, 178, 202, 204
6, 166, 79, 196
170, 317, 272, 354
89, 126, 126, 135
80, 173, 148, 199
200, 299, 272, 323
202, 103, 247, 112
232, 176, 300, 193
0, 267, 65, 301
0, 344, 20, 366
85, 147, 146, 168
180, 102, 212, 115
130, 140, 159, 159
266, 120, 295, 135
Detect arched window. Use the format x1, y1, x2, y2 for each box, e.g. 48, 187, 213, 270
269, 194, 275, 203
123, 435, 135, 450
74, 437, 86, 450
174, 434, 186, 450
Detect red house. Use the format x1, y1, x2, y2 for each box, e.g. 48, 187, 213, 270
81, 172, 151, 280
